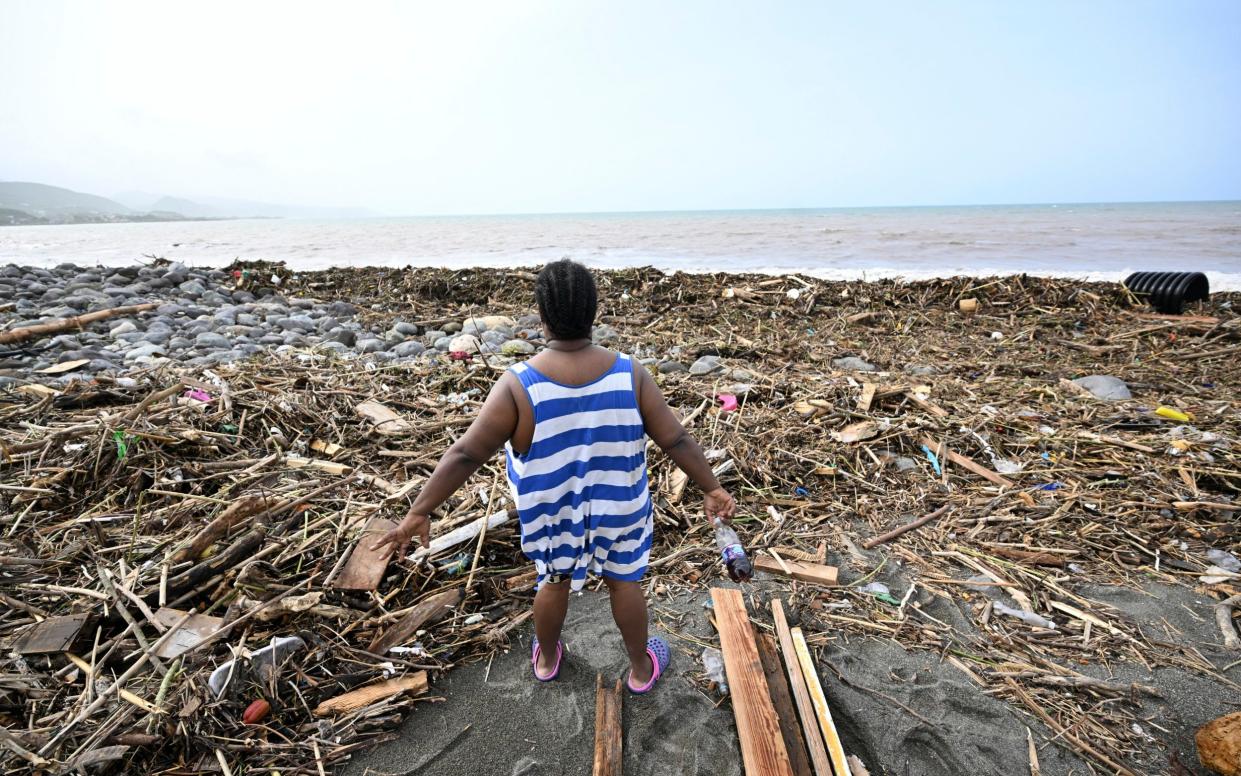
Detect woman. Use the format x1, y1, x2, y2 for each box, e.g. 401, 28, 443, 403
373, 259, 735, 692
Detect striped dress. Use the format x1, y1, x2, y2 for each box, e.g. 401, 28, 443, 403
505, 352, 653, 591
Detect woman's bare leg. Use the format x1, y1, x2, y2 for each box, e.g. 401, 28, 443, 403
533, 579, 570, 675
605, 578, 652, 684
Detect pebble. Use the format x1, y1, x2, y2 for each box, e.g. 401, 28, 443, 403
833, 356, 878, 372
449, 334, 481, 353
658, 360, 688, 374
355, 338, 386, 354
501, 339, 536, 356
905, 364, 939, 376
392, 321, 419, 336
196, 332, 232, 350
394, 341, 426, 358
689, 355, 725, 375
328, 329, 358, 347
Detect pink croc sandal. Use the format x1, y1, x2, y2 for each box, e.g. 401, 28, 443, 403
627, 636, 670, 694
531, 637, 564, 682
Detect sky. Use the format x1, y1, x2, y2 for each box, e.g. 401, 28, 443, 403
1, 1, 1239, 215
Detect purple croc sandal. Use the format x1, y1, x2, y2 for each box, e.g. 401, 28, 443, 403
627, 636, 670, 694
531, 637, 564, 682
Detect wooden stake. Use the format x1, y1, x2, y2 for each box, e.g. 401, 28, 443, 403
790, 628, 851, 776
756, 633, 814, 776
592, 674, 623, 776
772, 600, 833, 776
861, 504, 950, 549
710, 587, 795, 776
753, 555, 839, 586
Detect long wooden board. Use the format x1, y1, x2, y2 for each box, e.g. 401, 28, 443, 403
753, 555, 839, 586
756, 633, 814, 776
593, 674, 623, 776
332, 517, 397, 590
772, 600, 833, 776
920, 436, 1014, 488
711, 587, 795, 776
791, 628, 852, 776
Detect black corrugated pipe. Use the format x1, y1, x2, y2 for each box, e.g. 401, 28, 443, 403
1122, 271, 1210, 314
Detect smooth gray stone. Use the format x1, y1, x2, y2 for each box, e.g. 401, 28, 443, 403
156, 303, 186, 316
658, 360, 687, 374
195, 332, 232, 349
236, 313, 259, 327
393, 321, 419, 336
109, 321, 138, 337
317, 316, 341, 332
328, 301, 356, 317
462, 319, 487, 336
168, 336, 194, 350
517, 314, 541, 328
232, 290, 257, 304
833, 356, 878, 372
501, 339, 535, 356
259, 334, 284, 345
144, 329, 172, 345
47, 334, 81, 349
442, 321, 462, 334
905, 364, 939, 376
318, 341, 349, 354
592, 324, 619, 343
125, 343, 166, 361
115, 331, 147, 344
329, 329, 358, 347
394, 340, 426, 358
423, 330, 446, 344
178, 280, 207, 297
200, 291, 229, 306
434, 336, 452, 350
480, 330, 507, 346
356, 338, 386, 354
289, 298, 315, 310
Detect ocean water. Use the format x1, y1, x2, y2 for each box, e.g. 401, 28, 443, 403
2, 201, 1239, 289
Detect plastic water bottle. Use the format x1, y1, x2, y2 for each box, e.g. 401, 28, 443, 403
713, 518, 752, 582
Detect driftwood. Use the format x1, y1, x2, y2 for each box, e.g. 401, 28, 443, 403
592, 674, 623, 776
861, 505, 949, 549
1216, 594, 1241, 650
1196, 711, 1241, 776
171, 495, 271, 564
0, 303, 158, 345
368, 588, 463, 654
312, 673, 428, 716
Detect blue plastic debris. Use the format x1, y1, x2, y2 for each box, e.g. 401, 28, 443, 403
921, 444, 942, 475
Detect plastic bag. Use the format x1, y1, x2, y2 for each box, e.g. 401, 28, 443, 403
993, 601, 1056, 630
702, 647, 727, 694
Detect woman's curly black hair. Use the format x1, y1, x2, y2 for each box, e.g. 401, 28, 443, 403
535, 259, 597, 340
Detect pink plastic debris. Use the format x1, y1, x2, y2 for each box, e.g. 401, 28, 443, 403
716, 393, 739, 412
184, 389, 213, 402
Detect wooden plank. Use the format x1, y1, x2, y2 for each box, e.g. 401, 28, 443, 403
592, 674, 623, 776
367, 588, 462, 654
12, 614, 92, 655
791, 628, 852, 776
756, 633, 814, 776
332, 517, 397, 591
772, 600, 833, 776
920, 436, 1014, 488
354, 400, 414, 435
710, 587, 795, 776
312, 673, 428, 716
856, 383, 876, 413
753, 555, 839, 586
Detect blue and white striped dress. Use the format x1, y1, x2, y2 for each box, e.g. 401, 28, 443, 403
505, 353, 653, 591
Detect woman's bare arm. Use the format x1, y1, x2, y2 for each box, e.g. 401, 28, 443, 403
634, 364, 736, 520
373, 373, 520, 554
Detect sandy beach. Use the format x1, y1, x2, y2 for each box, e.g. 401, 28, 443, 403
1, 261, 1238, 775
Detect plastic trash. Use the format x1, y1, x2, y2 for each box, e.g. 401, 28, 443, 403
716, 393, 739, 412
1123, 271, 1210, 315
921, 444, 942, 475
713, 518, 752, 582
1155, 406, 1193, 422
993, 601, 1056, 630
702, 647, 727, 694
208, 636, 307, 697
1072, 375, 1132, 401
1206, 549, 1241, 573
184, 388, 213, 402
858, 581, 901, 605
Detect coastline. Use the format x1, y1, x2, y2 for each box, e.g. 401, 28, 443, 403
1, 261, 1239, 775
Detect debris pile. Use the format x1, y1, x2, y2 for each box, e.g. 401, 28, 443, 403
1, 264, 1238, 774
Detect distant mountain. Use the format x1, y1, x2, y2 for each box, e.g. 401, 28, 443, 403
0, 181, 135, 218
116, 190, 377, 219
